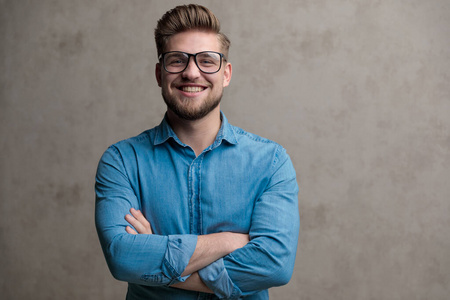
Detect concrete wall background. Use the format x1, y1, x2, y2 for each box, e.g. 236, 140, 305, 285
1, 0, 449, 299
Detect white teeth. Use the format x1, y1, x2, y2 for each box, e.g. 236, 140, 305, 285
182, 86, 204, 93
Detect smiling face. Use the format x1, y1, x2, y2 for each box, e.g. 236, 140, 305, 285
155, 30, 232, 121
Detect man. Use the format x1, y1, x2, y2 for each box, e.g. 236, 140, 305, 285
95, 4, 299, 299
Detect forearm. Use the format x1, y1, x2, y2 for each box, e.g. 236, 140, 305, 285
98, 230, 197, 285
172, 232, 248, 296
172, 272, 213, 294
96, 202, 198, 286
197, 230, 298, 298
181, 232, 249, 276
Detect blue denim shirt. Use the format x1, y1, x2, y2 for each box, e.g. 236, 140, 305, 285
95, 113, 299, 299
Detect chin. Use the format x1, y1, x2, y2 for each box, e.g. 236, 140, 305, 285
163, 94, 222, 121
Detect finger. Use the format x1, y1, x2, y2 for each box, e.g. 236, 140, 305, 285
130, 208, 153, 234
124, 213, 145, 232
125, 225, 138, 235
130, 209, 150, 226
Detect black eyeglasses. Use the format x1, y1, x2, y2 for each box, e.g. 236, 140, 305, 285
159, 51, 226, 74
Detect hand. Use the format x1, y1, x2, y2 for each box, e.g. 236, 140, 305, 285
125, 208, 153, 234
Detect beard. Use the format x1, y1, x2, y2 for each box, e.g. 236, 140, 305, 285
162, 87, 223, 121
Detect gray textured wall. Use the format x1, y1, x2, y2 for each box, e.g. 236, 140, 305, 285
1, 1, 449, 299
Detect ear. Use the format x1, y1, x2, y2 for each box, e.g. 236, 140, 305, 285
222, 62, 232, 87
155, 63, 162, 87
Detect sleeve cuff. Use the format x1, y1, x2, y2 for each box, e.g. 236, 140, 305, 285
198, 258, 242, 299
162, 234, 197, 285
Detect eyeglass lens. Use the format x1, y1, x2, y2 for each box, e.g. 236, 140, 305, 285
163, 51, 222, 74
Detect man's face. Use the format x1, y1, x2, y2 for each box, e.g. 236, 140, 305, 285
156, 30, 232, 121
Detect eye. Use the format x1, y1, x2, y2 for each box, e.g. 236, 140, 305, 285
200, 59, 214, 65
197, 53, 220, 66
165, 54, 187, 66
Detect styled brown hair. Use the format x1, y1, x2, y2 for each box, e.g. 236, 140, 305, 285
154, 4, 230, 58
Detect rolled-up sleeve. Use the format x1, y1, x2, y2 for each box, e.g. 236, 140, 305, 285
198, 147, 300, 298
95, 146, 197, 286
198, 259, 242, 299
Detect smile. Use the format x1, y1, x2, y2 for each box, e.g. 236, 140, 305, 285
179, 86, 206, 93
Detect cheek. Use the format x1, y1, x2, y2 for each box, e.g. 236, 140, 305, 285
160, 75, 175, 89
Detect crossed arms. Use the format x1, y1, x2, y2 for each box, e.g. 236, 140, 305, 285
95, 144, 299, 298
125, 208, 249, 293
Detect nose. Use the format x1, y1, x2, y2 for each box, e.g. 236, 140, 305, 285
181, 57, 201, 80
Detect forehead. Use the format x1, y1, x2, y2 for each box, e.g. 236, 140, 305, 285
165, 30, 221, 53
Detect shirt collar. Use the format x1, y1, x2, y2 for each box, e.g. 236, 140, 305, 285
154, 112, 238, 146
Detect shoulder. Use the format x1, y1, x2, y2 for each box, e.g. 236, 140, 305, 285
229, 124, 289, 166
101, 128, 155, 161
113, 129, 153, 149
231, 124, 283, 150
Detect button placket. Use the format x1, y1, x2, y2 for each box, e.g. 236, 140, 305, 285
188, 154, 204, 235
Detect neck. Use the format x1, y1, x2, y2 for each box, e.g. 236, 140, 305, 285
166, 108, 222, 156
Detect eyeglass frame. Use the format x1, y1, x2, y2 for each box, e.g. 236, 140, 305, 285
158, 51, 227, 74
